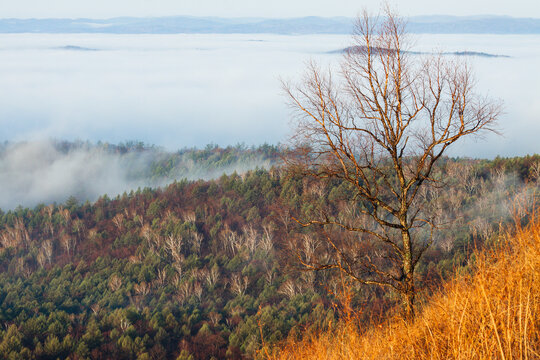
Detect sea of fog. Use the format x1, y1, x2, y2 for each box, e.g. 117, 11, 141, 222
0, 33, 539, 209
1, 33, 539, 158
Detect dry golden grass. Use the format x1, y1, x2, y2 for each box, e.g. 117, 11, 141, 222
267, 213, 540, 360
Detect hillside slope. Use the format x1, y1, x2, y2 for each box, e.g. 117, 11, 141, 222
0, 154, 537, 359
270, 211, 540, 359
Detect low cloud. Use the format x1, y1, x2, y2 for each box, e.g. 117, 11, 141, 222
0, 140, 273, 210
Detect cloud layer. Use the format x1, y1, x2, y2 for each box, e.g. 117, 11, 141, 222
0, 33, 538, 158
0, 33, 538, 209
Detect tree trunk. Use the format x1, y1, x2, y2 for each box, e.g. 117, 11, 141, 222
402, 273, 415, 320
401, 228, 415, 319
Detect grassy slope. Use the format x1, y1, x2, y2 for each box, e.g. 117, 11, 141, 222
269, 212, 540, 359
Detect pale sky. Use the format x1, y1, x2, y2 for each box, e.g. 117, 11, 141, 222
2, 0, 540, 19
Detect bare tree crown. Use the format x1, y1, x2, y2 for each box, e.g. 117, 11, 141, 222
283, 9, 501, 318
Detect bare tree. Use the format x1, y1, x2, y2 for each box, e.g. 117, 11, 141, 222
204, 265, 220, 288
165, 234, 184, 264
112, 213, 125, 232
283, 8, 500, 318
60, 232, 74, 256
108, 274, 123, 292
72, 218, 86, 243
155, 268, 168, 288
243, 224, 258, 254
278, 279, 299, 299
261, 223, 275, 255
530, 161, 540, 183
42, 239, 54, 264
221, 225, 240, 256
190, 232, 204, 255
230, 274, 249, 296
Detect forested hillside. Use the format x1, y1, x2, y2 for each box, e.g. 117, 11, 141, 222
0, 141, 279, 210
270, 196, 540, 359
0, 146, 538, 359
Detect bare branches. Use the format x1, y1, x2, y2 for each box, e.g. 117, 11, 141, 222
283, 8, 501, 318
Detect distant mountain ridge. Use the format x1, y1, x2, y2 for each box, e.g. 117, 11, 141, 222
0, 16, 352, 34
1, 15, 540, 34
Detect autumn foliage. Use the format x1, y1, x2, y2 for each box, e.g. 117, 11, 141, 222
0, 146, 537, 359
269, 209, 540, 359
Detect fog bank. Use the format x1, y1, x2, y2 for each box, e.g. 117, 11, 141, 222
0, 140, 273, 210
0, 33, 538, 158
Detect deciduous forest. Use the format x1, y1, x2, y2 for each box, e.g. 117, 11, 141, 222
0, 144, 538, 359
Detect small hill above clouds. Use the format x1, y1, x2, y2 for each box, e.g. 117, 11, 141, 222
331, 45, 511, 58
1, 15, 539, 34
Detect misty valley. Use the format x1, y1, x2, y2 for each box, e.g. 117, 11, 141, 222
0, 11, 539, 360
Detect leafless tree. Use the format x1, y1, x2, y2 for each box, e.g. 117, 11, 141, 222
90, 304, 101, 316
72, 218, 85, 242
134, 281, 150, 297
155, 268, 168, 288
261, 223, 275, 254
278, 279, 299, 299
209, 311, 222, 327
176, 281, 192, 305
221, 225, 240, 256
108, 274, 123, 292
531, 161, 540, 182
58, 206, 71, 227
193, 281, 203, 301
165, 234, 184, 264
44, 219, 55, 237
230, 274, 249, 296
112, 213, 125, 232
471, 217, 494, 241
182, 210, 197, 224
264, 265, 276, 285
60, 233, 74, 256
36, 252, 47, 268
88, 228, 99, 242
283, 8, 500, 318
190, 232, 204, 255
277, 209, 292, 234
42, 239, 53, 264
204, 265, 220, 288
243, 224, 258, 254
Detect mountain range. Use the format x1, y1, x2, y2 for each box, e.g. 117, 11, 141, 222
1, 15, 539, 34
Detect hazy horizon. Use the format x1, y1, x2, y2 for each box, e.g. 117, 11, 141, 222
1, 16, 540, 36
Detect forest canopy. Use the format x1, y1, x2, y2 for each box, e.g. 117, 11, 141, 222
0, 143, 537, 359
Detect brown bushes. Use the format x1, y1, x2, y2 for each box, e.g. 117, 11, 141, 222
269, 212, 540, 359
